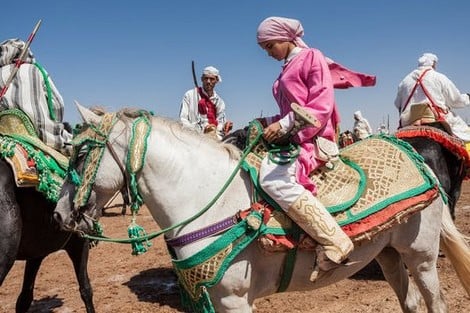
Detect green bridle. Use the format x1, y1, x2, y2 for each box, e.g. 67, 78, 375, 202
67, 110, 154, 254
67, 114, 263, 255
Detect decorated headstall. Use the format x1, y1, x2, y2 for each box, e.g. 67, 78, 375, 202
67, 109, 152, 218
68, 112, 117, 211
67, 109, 153, 254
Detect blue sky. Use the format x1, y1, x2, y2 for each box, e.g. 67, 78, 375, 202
2, 1, 470, 132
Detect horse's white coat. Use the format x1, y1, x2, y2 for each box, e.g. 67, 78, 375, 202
55, 105, 470, 313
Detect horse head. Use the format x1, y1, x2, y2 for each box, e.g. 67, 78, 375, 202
54, 102, 131, 235
54, 102, 232, 237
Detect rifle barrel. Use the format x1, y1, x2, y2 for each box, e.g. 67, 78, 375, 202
0, 19, 42, 99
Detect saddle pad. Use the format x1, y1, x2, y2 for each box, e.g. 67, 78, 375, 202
0, 108, 38, 137
242, 134, 438, 241
326, 136, 436, 223
396, 125, 470, 178
0, 109, 69, 169
255, 184, 437, 247
0, 135, 67, 202
2, 142, 39, 187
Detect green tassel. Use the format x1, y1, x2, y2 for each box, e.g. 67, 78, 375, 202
127, 218, 152, 255
93, 221, 104, 237
88, 221, 104, 247
68, 169, 82, 186
129, 173, 144, 212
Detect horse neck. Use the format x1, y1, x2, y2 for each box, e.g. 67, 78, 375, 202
138, 119, 251, 236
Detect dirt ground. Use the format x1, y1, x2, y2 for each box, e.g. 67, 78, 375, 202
1, 182, 470, 313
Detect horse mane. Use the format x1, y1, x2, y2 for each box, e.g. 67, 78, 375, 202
111, 107, 242, 161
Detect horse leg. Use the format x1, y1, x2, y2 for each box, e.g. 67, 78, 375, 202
15, 257, 43, 313
64, 235, 95, 313
208, 253, 260, 313
0, 161, 22, 286
401, 252, 446, 313
375, 247, 421, 313
395, 200, 447, 313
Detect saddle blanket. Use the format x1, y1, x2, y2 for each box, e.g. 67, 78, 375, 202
396, 125, 470, 179
0, 135, 67, 202
2, 141, 39, 187
241, 129, 440, 248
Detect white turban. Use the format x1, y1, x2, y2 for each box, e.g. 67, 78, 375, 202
418, 53, 438, 67
202, 66, 222, 82
354, 110, 362, 119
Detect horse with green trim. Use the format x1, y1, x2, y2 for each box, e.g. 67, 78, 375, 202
54, 103, 470, 313
0, 109, 95, 313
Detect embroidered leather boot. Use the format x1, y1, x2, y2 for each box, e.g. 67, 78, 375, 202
287, 190, 354, 280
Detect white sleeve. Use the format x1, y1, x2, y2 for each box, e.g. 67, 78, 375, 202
179, 92, 191, 126
278, 111, 295, 132
179, 89, 200, 129
215, 97, 227, 133
441, 75, 470, 109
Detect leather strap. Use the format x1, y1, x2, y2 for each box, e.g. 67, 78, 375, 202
400, 68, 432, 115
400, 68, 447, 127
165, 215, 238, 247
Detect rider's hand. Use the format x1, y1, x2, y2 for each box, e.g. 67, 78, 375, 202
223, 121, 233, 135
204, 124, 217, 133
263, 122, 283, 143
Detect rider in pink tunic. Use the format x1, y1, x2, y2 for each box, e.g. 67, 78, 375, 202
256, 16, 375, 279
268, 47, 339, 193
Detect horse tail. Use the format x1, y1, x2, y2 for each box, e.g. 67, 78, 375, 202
440, 203, 470, 295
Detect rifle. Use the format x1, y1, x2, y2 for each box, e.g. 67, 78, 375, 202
0, 19, 42, 100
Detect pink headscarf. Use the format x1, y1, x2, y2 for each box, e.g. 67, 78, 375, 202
256, 16, 376, 89
257, 16, 309, 48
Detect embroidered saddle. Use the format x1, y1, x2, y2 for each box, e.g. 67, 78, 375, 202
242, 120, 440, 245
0, 109, 68, 202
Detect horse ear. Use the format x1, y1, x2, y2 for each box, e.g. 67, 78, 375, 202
74, 100, 102, 125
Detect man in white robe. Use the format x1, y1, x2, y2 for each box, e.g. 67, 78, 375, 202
179, 66, 229, 140
394, 53, 470, 141
353, 110, 373, 140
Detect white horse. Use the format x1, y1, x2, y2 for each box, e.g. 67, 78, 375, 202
54, 104, 470, 313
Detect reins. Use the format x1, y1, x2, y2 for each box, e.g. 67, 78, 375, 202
79, 117, 263, 253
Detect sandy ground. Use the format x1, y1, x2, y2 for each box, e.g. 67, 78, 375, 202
1, 181, 470, 313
